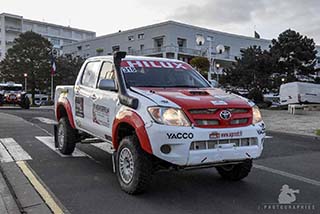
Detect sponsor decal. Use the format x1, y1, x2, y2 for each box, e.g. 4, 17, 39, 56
220, 110, 232, 120
211, 100, 228, 105
257, 123, 266, 135
175, 95, 200, 101
92, 104, 110, 127
75, 97, 84, 118
209, 131, 242, 139
167, 133, 194, 140
120, 67, 137, 73
121, 60, 192, 70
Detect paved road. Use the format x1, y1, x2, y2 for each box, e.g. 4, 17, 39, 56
0, 107, 319, 214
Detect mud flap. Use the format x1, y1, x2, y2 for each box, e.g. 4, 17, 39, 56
112, 152, 116, 173
54, 124, 59, 148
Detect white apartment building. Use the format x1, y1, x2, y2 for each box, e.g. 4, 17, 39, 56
62, 21, 320, 79
0, 13, 96, 60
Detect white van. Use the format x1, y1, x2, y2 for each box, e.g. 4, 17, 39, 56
280, 82, 320, 105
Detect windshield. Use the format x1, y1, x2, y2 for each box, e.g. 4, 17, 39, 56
1, 86, 23, 91
121, 60, 210, 88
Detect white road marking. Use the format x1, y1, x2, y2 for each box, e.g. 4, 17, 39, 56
254, 164, 320, 187
33, 117, 57, 125
0, 138, 32, 161
0, 142, 14, 163
265, 136, 273, 139
91, 142, 115, 154
35, 136, 87, 157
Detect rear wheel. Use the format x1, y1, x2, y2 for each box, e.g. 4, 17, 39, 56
57, 117, 77, 155
216, 159, 252, 181
116, 136, 153, 194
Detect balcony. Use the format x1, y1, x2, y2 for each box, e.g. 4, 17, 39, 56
128, 45, 237, 62
5, 26, 22, 32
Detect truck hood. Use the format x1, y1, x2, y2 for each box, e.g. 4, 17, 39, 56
131, 87, 252, 109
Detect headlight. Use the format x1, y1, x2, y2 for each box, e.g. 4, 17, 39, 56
148, 107, 191, 126
17, 94, 21, 98
4, 93, 9, 97
252, 105, 262, 124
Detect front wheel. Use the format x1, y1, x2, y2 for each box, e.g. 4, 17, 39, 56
116, 136, 153, 194
57, 117, 77, 155
216, 159, 252, 181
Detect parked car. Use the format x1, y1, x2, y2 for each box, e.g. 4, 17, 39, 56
0, 82, 30, 109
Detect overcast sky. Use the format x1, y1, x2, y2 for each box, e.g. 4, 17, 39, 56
2, 0, 320, 44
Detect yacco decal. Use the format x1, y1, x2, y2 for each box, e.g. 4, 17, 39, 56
121, 60, 192, 70
167, 133, 194, 140
92, 104, 110, 127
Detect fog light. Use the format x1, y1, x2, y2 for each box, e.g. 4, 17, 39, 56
160, 144, 171, 154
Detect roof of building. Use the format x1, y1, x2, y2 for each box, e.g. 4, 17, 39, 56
0, 12, 96, 35
63, 20, 271, 47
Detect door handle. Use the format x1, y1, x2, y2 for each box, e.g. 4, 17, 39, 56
90, 94, 97, 100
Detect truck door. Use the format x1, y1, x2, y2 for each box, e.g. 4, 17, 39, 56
74, 60, 101, 132
91, 61, 119, 140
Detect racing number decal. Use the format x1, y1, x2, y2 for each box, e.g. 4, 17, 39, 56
75, 97, 84, 118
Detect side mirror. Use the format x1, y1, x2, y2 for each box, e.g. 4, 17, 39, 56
98, 79, 117, 91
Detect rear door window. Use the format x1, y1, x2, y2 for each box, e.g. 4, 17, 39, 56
81, 61, 101, 88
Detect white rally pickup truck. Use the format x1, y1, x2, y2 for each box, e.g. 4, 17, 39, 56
54, 52, 265, 194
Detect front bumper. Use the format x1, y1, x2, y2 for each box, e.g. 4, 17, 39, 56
146, 122, 265, 166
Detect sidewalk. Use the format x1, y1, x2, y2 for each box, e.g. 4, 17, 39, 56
261, 109, 320, 137
0, 168, 21, 214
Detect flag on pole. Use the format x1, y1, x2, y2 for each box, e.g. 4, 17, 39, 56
51, 58, 56, 75
254, 31, 261, 39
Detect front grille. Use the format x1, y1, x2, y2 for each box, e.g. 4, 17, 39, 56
187, 107, 252, 128
195, 119, 219, 126
190, 138, 258, 151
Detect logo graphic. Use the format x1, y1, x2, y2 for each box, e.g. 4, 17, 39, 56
220, 110, 232, 120
167, 133, 194, 140
278, 184, 299, 204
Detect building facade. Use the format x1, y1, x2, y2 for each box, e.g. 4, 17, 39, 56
0, 13, 96, 60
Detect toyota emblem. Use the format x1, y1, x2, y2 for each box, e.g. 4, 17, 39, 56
220, 110, 232, 120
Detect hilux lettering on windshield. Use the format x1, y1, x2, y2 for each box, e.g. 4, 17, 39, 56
121, 60, 192, 70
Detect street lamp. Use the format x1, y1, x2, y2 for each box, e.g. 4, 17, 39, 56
281, 78, 285, 84
24, 73, 28, 92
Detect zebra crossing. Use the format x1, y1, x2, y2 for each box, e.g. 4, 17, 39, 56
0, 136, 114, 163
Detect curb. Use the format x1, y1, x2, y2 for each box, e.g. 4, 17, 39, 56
0, 162, 52, 214
267, 130, 320, 141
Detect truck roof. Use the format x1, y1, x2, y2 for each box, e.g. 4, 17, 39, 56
0, 82, 23, 87
87, 55, 186, 64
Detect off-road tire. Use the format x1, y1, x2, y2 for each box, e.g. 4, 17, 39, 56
57, 117, 77, 155
116, 136, 153, 194
216, 159, 252, 181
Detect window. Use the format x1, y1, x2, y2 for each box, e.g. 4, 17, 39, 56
98, 62, 114, 83
85, 44, 90, 49
138, 33, 144, 40
140, 44, 144, 50
77, 46, 82, 51
112, 45, 120, 52
50, 38, 60, 47
128, 47, 132, 53
81, 61, 101, 88
128, 35, 134, 41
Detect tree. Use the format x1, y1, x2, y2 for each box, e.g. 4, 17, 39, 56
270, 29, 317, 82
55, 55, 85, 85
224, 46, 273, 91
0, 31, 52, 104
190, 57, 210, 78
